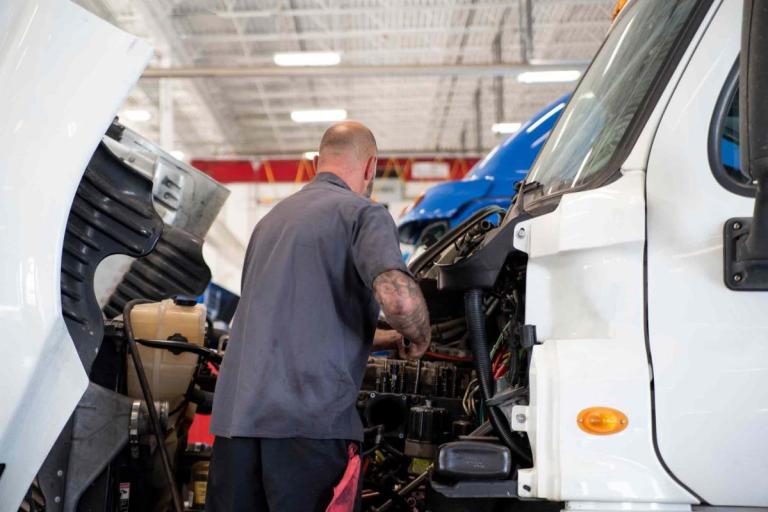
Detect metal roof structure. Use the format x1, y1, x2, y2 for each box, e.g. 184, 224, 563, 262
74, 0, 615, 159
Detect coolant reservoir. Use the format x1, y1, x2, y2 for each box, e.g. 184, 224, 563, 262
126, 298, 206, 412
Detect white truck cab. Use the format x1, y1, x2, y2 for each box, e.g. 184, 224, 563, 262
415, 0, 768, 510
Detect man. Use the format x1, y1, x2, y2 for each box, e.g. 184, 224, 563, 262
207, 121, 432, 511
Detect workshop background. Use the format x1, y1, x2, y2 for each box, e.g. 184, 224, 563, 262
75, 0, 615, 293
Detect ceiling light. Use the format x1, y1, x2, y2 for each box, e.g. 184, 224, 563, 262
303, 151, 319, 160
169, 150, 185, 161
123, 109, 151, 122
291, 109, 347, 123
491, 122, 522, 134
274, 51, 341, 67
517, 70, 581, 84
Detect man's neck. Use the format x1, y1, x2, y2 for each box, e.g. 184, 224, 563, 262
316, 170, 357, 193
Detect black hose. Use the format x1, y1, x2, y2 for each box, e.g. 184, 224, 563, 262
134, 337, 223, 364
464, 289, 532, 465
123, 300, 185, 512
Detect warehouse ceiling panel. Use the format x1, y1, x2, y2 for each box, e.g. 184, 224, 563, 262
74, 0, 614, 159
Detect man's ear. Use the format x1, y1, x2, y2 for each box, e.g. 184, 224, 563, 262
313, 155, 319, 174
365, 156, 376, 181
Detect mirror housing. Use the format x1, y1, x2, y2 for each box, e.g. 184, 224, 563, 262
724, 0, 768, 290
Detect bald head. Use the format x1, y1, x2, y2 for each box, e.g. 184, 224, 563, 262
313, 121, 378, 197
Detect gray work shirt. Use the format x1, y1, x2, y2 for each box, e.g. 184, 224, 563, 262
210, 172, 408, 441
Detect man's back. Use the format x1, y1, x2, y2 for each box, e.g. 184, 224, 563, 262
210, 172, 406, 441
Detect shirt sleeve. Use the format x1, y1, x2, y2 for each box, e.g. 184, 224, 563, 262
351, 203, 410, 289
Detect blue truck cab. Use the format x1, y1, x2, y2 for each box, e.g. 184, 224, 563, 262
397, 94, 569, 259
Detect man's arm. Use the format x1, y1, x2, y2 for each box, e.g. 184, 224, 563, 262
373, 270, 431, 359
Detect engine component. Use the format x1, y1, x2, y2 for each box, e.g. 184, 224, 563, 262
38, 384, 168, 512
102, 122, 229, 239
61, 143, 164, 373
191, 461, 210, 508
125, 298, 207, 414
452, 419, 473, 438
465, 289, 531, 465
363, 357, 471, 398
129, 399, 170, 459
103, 226, 212, 319
101, 121, 229, 319
45, 120, 226, 512
359, 355, 479, 511
404, 401, 450, 458
124, 299, 184, 512
434, 441, 511, 481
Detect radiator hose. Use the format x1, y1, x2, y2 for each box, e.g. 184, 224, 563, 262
464, 289, 532, 465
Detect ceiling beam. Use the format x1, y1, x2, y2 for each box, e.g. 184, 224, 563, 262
172, 0, 607, 19
183, 25, 503, 43
142, 61, 587, 79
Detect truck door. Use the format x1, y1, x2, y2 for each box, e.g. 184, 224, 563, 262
645, 0, 768, 505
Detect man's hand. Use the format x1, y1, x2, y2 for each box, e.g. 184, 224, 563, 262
372, 270, 431, 360
372, 329, 403, 351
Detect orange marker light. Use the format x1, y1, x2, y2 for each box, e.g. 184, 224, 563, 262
577, 407, 628, 435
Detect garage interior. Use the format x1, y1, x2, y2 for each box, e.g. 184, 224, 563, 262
9, 0, 767, 511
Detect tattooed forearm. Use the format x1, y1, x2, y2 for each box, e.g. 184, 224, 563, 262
373, 270, 431, 358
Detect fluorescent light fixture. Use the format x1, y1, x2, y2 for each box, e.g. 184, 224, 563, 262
274, 51, 341, 67
491, 122, 522, 134
303, 151, 319, 160
123, 109, 151, 122
169, 150, 185, 161
291, 109, 347, 123
517, 70, 581, 84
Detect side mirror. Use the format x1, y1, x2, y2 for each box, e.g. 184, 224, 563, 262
724, 0, 768, 290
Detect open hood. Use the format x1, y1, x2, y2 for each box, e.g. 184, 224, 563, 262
0, 1, 152, 507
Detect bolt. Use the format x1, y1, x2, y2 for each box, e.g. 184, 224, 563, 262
733, 222, 742, 230
734, 273, 743, 283
398, 433, 404, 439
516, 227, 526, 239
516, 414, 526, 424
369, 392, 375, 398
57, 469, 64, 477
54, 496, 61, 504
401, 395, 407, 401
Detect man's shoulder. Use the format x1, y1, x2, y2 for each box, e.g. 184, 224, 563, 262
301, 182, 377, 214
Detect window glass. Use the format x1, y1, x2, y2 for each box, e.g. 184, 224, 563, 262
719, 87, 751, 185
525, 0, 700, 198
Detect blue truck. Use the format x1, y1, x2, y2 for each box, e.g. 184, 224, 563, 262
398, 94, 569, 259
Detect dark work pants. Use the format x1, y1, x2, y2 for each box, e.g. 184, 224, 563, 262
205, 436, 357, 512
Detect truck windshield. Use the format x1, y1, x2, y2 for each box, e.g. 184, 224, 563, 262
525, 0, 701, 199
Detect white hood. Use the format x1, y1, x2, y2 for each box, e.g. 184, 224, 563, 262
0, 1, 151, 507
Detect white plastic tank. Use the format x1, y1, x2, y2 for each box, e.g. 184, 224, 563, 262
126, 298, 206, 413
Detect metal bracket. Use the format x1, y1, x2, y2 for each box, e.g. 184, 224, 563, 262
723, 217, 768, 290
38, 384, 167, 512
510, 405, 529, 432
431, 479, 518, 498
129, 400, 141, 459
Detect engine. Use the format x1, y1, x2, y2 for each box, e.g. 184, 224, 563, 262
354, 205, 544, 512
